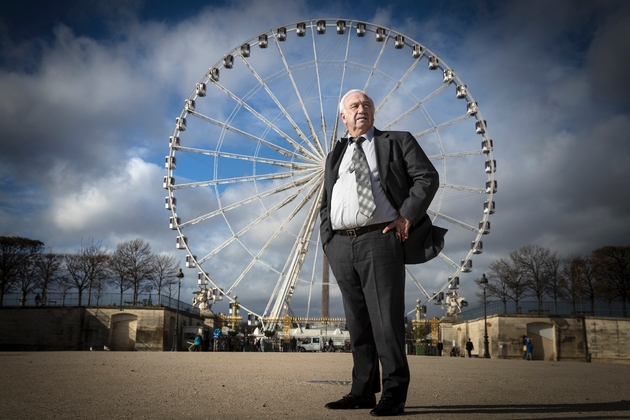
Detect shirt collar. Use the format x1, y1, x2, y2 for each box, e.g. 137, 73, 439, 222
348, 126, 375, 143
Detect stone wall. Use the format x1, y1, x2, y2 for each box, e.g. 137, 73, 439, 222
440, 314, 630, 363
0, 307, 213, 351
586, 318, 630, 361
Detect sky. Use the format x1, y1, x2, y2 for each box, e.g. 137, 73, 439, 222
1, 0, 629, 321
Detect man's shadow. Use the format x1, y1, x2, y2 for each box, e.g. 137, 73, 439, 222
404, 400, 630, 418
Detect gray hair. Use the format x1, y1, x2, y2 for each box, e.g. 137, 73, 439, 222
339, 89, 373, 113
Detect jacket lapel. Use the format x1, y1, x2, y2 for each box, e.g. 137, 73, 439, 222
329, 138, 348, 184
374, 128, 391, 188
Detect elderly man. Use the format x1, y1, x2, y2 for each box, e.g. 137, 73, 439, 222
319, 89, 442, 416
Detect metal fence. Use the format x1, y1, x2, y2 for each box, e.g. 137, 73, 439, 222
456, 300, 628, 321
0, 292, 200, 315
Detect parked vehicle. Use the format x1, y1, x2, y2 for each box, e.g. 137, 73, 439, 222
299, 336, 323, 352
295, 335, 346, 352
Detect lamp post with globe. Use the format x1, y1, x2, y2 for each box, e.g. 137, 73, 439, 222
479, 273, 490, 358
171, 268, 184, 351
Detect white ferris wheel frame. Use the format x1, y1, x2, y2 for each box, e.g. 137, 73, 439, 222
164, 18, 496, 329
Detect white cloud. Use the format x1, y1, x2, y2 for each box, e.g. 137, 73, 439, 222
48, 157, 158, 230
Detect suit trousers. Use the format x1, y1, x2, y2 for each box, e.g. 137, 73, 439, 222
326, 228, 410, 403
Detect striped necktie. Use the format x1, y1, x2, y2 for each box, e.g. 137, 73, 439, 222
350, 136, 376, 218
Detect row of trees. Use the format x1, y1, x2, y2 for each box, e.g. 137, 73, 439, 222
479, 245, 630, 317
0, 236, 182, 307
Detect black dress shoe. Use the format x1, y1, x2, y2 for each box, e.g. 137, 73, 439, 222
369, 398, 405, 416
325, 393, 376, 409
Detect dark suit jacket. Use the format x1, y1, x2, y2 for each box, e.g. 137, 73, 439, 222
319, 128, 446, 264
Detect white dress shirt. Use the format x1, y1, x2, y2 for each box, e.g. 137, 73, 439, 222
330, 127, 399, 230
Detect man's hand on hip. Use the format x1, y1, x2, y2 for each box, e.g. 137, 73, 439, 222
383, 215, 411, 242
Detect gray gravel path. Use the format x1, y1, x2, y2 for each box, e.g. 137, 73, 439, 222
1, 352, 629, 419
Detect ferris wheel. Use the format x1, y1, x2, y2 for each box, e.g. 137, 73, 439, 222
164, 19, 496, 328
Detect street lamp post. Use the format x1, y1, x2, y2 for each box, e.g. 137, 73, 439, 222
171, 268, 184, 352
479, 273, 490, 358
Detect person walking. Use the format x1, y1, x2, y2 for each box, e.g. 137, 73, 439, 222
465, 338, 474, 358
521, 335, 528, 360
525, 338, 534, 360
213, 328, 222, 352
192, 334, 202, 352
437, 341, 444, 357
320, 89, 444, 417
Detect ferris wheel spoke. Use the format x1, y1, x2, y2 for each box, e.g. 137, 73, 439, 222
303, 238, 321, 319
239, 54, 319, 157
177, 145, 317, 171
173, 171, 302, 190
226, 178, 323, 300
405, 268, 431, 299
414, 113, 472, 138
179, 175, 316, 229
196, 174, 322, 265
440, 182, 486, 195
374, 50, 421, 116
265, 181, 324, 324
261, 184, 325, 318
428, 150, 484, 160
309, 22, 329, 154
362, 30, 391, 92
330, 29, 353, 151
273, 35, 323, 157
189, 110, 313, 161
382, 83, 450, 130
211, 81, 320, 162
438, 252, 462, 270
427, 209, 478, 233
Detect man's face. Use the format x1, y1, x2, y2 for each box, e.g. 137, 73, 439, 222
340, 92, 374, 137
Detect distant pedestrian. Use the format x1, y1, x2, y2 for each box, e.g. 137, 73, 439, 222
192, 334, 202, 352
437, 341, 443, 357
35, 294, 42, 306
465, 339, 474, 358
290, 336, 297, 352
525, 338, 533, 360
521, 335, 528, 360
213, 328, 222, 352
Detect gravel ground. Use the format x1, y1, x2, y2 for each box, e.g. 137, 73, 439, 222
1, 351, 629, 419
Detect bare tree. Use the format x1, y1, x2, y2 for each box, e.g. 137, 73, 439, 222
34, 251, 64, 304
484, 259, 514, 313
591, 246, 630, 317
113, 239, 154, 305
57, 274, 74, 306
491, 256, 529, 312
544, 251, 564, 314
91, 273, 109, 306
150, 253, 180, 305
511, 245, 552, 313
15, 254, 40, 306
108, 247, 132, 306
596, 273, 618, 317
0, 236, 44, 306
580, 257, 598, 313
563, 254, 596, 314
65, 239, 109, 306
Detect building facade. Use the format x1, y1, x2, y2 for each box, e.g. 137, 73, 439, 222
441, 314, 630, 363
0, 306, 214, 351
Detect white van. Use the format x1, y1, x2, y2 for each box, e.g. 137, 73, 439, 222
298, 336, 323, 352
